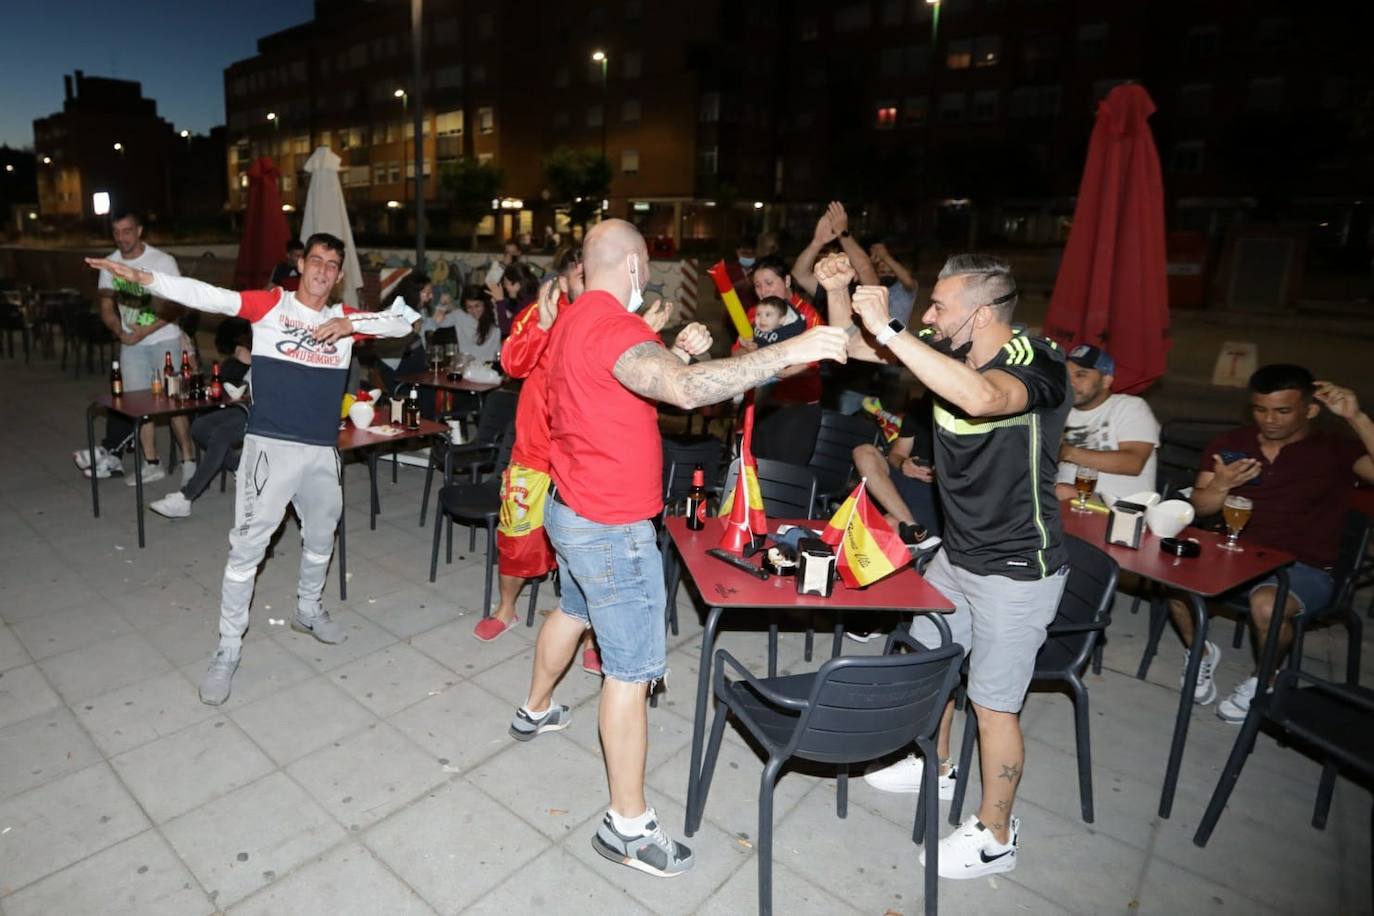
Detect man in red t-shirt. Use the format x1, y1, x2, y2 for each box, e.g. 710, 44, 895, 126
507, 219, 849, 879
1169, 364, 1374, 723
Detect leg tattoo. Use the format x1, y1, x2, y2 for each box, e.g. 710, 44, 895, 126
998, 763, 1022, 784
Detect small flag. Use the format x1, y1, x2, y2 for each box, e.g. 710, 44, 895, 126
821, 479, 911, 588
861, 396, 902, 444
718, 401, 768, 552
708, 260, 753, 341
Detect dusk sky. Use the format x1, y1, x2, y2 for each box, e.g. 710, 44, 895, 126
0, 0, 313, 149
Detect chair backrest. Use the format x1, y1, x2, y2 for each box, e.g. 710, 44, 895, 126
1156, 417, 1235, 496
807, 409, 879, 493
753, 403, 822, 465
662, 435, 727, 504
788, 644, 963, 764
475, 388, 518, 445
1037, 536, 1120, 674
721, 456, 819, 518
494, 419, 517, 474
1330, 510, 1372, 608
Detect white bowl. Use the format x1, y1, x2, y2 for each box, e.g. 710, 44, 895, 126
348, 401, 375, 429
1146, 499, 1194, 539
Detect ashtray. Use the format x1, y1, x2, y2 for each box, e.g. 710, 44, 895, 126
762, 545, 798, 576
446, 371, 463, 381
1159, 537, 1201, 558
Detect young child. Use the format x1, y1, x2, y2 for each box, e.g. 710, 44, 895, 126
751, 296, 806, 346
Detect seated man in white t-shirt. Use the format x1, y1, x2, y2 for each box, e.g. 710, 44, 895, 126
1054, 345, 1160, 503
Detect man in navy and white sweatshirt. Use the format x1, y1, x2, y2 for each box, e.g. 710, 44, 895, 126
87, 233, 413, 705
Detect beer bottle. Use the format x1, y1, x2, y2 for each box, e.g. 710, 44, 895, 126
163, 351, 178, 398
110, 360, 123, 397
404, 387, 421, 430
685, 464, 707, 531
180, 352, 192, 388
209, 362, 223, 400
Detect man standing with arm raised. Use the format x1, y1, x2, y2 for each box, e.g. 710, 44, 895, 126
512, 219, 848, 879
817, 252, 1071, 880
86, 233, 415, 706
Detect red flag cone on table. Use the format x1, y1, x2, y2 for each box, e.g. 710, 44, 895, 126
821, 479, 911, 588
718, 401, 768, 534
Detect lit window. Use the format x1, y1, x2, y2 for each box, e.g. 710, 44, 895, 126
621, 149, 639, 174
946, 39, 971, 70
875, 105, 898, 129
973, 35, 1000, 68
478, 107, 495, 134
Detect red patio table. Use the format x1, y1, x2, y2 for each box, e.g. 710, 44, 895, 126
85, 390, 226, 548
665, 515, 954, 836
1060, 501, 1293, 818
335, 417, 447, 599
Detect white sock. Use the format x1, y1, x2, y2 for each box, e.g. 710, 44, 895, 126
608, 807, 655, 835
521, 703, 550, 718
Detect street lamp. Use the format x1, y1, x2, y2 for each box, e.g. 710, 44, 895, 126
266, 112, 278, 133
591, 50, 609, 208
41, 156, 51, 165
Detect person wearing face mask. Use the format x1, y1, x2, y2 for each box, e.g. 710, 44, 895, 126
818, 251, 1071, 882
514, 219, 850, 880
732, 254, 825, 404
869, 241, 918, 326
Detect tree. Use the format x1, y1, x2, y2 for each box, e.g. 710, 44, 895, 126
544, 146, 611, 232
440, 157, 503, 248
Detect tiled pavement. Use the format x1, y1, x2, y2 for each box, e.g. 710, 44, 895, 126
0, 353, 1370, 915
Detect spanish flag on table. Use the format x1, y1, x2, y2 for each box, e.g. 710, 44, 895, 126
820, 479, 911, 588
718, 401, 768, 552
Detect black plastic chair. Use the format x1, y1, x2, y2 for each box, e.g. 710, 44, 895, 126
695, 632, 963, 916
1138, 511, 1369, 683
807, 409, 880, 511
418, 388, 517, 526
719, 457, 819, 519
1193, 565, 1374, 914
659, 436, 729, 636
428, 421, 547, 623
949, 537, 1119, 824
1155, 417, 1236, 498
0, 303, 30, 362
752, 403, 822, 465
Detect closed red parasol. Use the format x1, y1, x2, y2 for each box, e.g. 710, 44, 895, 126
233, 157, 291, 291
1044, 84, 1170, 394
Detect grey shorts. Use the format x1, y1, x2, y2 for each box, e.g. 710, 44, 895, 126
911, 549, 1068, 714
120, 337, 182, 392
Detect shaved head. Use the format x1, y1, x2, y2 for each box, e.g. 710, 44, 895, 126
584, 219, 648, 307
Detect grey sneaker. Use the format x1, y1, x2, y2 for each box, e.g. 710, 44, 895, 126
199, 647, 241, 706
508, 704, 571, 741
126, 460, 166, 487
591, 809, 694, 877
291, 609, 347, 644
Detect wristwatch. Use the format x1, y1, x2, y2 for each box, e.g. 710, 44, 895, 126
874, 318, 904, 346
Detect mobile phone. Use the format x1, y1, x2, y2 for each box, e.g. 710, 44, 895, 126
1217, 450, 1261, 486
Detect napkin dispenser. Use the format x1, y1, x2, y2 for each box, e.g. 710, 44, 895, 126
1106, 499, 1148, 549
795, 538, 836, 597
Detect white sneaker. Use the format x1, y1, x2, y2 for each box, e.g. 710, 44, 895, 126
920, 813, 1019, 879
149, 491, 192, 518
180, 460, 197, 487
82, 453, 124, 478
1217, 676, 1258, 724
863, 754, 958, 800
72, 445, 108, 471
126, 461, 166, 487
1181, 640, 1220, 706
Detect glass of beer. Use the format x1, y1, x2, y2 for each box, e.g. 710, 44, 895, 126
1220, 495, 1253, 552
1072, 466, 1099, 514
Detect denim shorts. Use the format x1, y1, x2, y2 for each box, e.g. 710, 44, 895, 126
120, 337, 182, 392
544, 496, 666, 684
1226, 561, 1334, 618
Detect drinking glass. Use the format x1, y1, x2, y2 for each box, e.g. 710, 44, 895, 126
1071, 466, 1099, 514
1219, 495, 1253, 552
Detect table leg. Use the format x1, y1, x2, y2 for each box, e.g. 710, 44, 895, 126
1159, 594, 1208, 818
768, 615, 779, 677
338, 463, 349, 601
685, 604, 725, 837
86, 403, 100, 518
832, 610, 845, 658
133, 418, 146, 549
368, 450, 380, 530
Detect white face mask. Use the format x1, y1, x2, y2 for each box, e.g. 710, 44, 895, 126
627, 255, 644, 312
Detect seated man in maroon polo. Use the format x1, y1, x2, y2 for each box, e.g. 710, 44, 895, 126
1169, 364, 1374, 723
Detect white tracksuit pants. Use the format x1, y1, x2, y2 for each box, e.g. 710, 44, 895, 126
219, 434, 341, 647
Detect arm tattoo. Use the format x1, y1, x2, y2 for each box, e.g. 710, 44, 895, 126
612, 340, 794, 410
998, 763, 1022, 784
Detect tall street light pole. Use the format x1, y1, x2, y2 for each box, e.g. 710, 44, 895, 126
411, 0, 425, 266
590, 51, 607, 175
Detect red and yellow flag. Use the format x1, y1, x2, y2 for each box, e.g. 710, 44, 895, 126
718, 401, 768, 552
821, 479, 911, 588
708, 259, 753, 341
